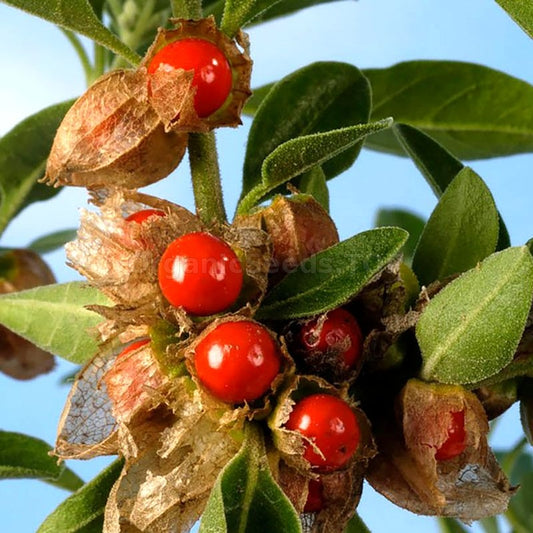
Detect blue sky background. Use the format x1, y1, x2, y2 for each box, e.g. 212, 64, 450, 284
0, 0, 532, 531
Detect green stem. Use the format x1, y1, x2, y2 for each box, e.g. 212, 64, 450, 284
188, 133, 227, 225
93, 43, 106, 81
171, 0, 203, 19
60, 29, 94, 86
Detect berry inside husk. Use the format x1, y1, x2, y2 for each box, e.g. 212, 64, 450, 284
125, 209, 166, 224
158, 232, 243, 316
435, 410, 467, 461
285, 393, 360, 471
147, 38, 233, 118
299, 308, 363, 368
117, 338, 150, 360
304, 478, 324, 513
193, 320, 281, 404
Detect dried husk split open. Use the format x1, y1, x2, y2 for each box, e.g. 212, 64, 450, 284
269, 375, 376, 532
366, 379, 514, 522
0, 249, 55, 379
142, 16, 252, 133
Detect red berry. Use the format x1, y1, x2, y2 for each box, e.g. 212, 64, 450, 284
299, 308, 363, 368
118, 338, 150, 359
158, 232, 243, 316
147, 38, 232, 118
194, 320, 281, 404
285, 394, 360, 471
435, 410, 467, 461
304, 478, 324, 513
125, 209, 166, 224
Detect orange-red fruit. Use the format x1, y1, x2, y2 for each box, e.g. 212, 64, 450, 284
435, 410, 467, 461
125, 209, 166, 224
286, 394, 360, 471
194, 321, 281, 404
299, 308, 363, 368
304, 478, 324, 513
118, 338, 150, 359
158, 232, 243, 316
147, 38, 232, 118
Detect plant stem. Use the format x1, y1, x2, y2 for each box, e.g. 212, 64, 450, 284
171, 0, 203, 19
188, 133, 227, 225
60, 29, 94, 86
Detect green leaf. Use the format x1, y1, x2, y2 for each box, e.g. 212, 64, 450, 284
37, 459, 123, 533
2, 0, 140, 66
363, 61, 533, 159
299, 166, 330, 212
221, 0, 282, 36
412, 167, 499, 286
0, 431, 83, 491
438, 517, 469, 533
507, 471, 533, 533
495, 0, 533, 39
200, 424, 301, 533
417, 247, 533, 384
241, 62, 371, 200
238, 120, 392, 214
392, 123, 511, 252
478, 515, 501, 533
344, 513, 371, 533
207, 0, 340, 28
0, 282, 112, 364
0, 101, 73, 235
243, 84, 273, 116
257, 227, 408, 320
374, 207, 425, 264
29, 229, 78, 254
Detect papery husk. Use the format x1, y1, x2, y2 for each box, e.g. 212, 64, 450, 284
0, 249, 56, 379
366, 379, 514, 522
55, 348, 119, 459
104, 377, 243, 533
184, 315, 293, 424
142, 17, 252, 133
66, 191, 202, 309
44, 69, 188, 189
236, 194, 339, 286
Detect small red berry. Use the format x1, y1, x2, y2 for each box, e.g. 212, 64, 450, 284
194, 320, 281, 404
299, 308, 363, 368
304, 478, 324, 513
285, 394, 360, 471
435, 410, 467, 461
125, 209, 166, 224
158, 232, 243, 316
117, 338, 150, 360
147, 38, 233, 118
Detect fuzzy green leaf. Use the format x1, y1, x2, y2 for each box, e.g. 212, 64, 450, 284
29, 229, 78, 254
241, 62, 371, 200
0, 282, 112, 364
344, 513, 371, 533
495, 0, 533, 39
438, 517, 469, 533
221, 0, 281, 36
364, 61, 533, 159
417, 247, 533, 384
412, 168, 499, 285
199, 424, 301, 533
37, 459, 123, 533
239, 119, 392, 214
257, 227, 408, 320
374, 207, 425, 264
0, 431, 83, 491
299, 166, 329, 212
393, 123, 511, 251
2, 0, 140, 65
0, 101, 73, 235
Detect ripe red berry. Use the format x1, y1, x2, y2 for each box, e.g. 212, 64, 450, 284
304, 478, 324, 513
285, 394, 360, 471
147, 38, 233, 118
193, 320, 281, 404
125, 209, 166, 224
118, 338, 150, 359
158, 232, 243, 316
435, 410, 467, 461
299, 308, 363, 368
